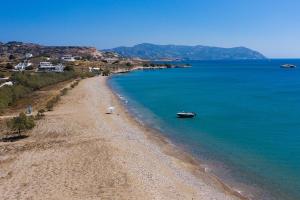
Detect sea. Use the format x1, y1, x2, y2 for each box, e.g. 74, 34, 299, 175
108, 59, 300, 200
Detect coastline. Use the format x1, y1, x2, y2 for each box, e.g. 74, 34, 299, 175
0, 76, 245, 199
106, 76, 249, 200
112, 65, 191, 74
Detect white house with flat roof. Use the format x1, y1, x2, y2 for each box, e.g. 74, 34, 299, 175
89, 67, 101, 73
37, 62, 64, 72
25, 53, 33, 59
61, 55, 75, 62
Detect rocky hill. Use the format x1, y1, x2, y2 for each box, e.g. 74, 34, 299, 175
0, 41, 102, 61
106, 43, 266, 61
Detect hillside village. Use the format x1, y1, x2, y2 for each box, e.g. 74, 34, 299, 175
0, 41, 147, 75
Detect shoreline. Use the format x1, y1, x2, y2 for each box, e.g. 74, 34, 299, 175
106, 76, 248, 200
112, 65, 191, 74
1, 76, 246, 199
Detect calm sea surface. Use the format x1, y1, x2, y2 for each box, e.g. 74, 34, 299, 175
108, 60, 300, 200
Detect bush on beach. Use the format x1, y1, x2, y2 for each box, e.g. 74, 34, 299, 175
6, 112, 35, 135
46, 95, 60, 111
102, 69, 110, 76
60, 88, 68, 96
35, 109, 45, 120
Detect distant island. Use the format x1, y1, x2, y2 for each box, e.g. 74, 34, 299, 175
106, 43, 266, 61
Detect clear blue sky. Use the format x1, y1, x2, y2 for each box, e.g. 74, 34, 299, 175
0, 0, 299, 58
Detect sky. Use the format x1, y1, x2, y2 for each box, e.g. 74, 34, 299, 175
0, 0, 300, 58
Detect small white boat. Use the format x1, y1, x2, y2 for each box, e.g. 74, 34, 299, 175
177, 112, 196, 118
281, 64, 296, 68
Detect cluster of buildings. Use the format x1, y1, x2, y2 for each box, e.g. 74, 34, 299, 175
13, 54, 79, 72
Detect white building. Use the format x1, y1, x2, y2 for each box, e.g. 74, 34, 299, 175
37, 62, 64, 73
103, 57, 119, 63
14, 61, 32, 71
89, 67, 101, 73
61, 55, 75, 62
0, 81, 13, 88
25, 53, 33, 59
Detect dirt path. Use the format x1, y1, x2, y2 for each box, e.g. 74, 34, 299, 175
0, 76, 239, 200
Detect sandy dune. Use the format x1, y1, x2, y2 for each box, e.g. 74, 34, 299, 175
0, 76, 240, 200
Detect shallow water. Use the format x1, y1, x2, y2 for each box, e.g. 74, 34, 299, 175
108, 60, 300, 200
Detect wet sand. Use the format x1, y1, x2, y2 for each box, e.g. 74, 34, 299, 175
0, 76, 244, 199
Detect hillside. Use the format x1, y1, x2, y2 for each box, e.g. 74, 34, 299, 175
107, 43, 266, 60
0, 41, 102, 61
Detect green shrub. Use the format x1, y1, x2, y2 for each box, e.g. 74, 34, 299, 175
143, 63, 150, 67
0, 72, 5, 78
38, 109, 45, 114
5, 63, 13, 69
46, 95, 60, 111
36, 109, 45, 119
46, 100, 54, 111
64, 65, 75, 71
60, 88, 68, 96
70, 80, 80, 88
25, 65, 34, 70
79, 72, 95, 79
102, 69, 110, 76
7, 112, 35, 135
0, 86, 14, 110
9, 55, 16, 60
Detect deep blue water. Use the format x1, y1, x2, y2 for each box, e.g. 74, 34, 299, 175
108, 60, 300, 200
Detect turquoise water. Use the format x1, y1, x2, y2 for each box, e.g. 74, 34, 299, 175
108, 60, 300, 200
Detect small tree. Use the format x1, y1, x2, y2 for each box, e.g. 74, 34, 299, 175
143, 63, 150, 67
5, 63, 13, 69
46, 95, 60, 111
64, 65, 74, 71
0, 72, 5, 78
25, 65, 34, 70
9, 55, 16, 60
60, 88, 68, 96
102, 69, 110, 76
36, 109, 45, 119
46, 100, 54, 111
7, 112, 35, 135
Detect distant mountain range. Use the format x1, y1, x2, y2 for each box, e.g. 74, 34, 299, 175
106, 43, 266, 61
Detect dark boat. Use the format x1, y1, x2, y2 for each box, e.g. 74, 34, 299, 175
177, 112, 196, 118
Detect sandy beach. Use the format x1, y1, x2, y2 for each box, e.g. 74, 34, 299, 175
0, 76, 242, 200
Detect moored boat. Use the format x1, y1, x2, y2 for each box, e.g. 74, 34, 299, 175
177, 112, 196, 118
281, 64, 296, 68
